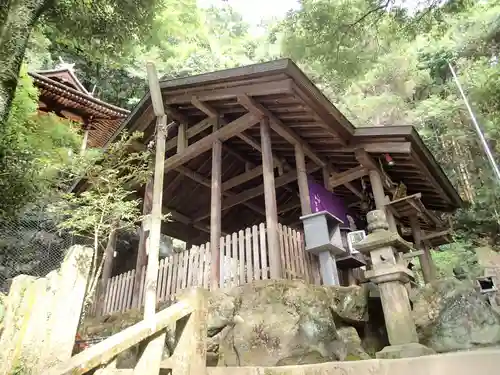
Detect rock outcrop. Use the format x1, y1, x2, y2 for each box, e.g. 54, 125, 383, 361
215, 280, 371, 366
412, 278, 500, 352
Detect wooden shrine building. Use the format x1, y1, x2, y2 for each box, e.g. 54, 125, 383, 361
92, 59, 462, 315
29, 64, 129, 150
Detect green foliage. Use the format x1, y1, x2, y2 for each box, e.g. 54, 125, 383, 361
49, 132, 152, 249
0, 68, 81, 220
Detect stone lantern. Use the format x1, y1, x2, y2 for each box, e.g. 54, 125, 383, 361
354, 209, 435, 359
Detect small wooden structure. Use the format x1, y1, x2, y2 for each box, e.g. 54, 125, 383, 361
29, 64, 129, 149
88, 59, 461, 314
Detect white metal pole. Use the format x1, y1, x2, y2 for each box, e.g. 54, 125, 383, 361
448, 61, 500, 183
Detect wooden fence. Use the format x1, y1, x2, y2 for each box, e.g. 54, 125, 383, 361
91, 222, 321, 316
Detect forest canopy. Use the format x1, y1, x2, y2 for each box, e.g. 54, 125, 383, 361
0, 0, 499, 276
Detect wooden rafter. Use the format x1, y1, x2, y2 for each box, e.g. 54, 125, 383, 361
175, 166, 266, 217
339, 142, 412, 154
163, 113, 261, 172
329, 166, 368, 189
238, 94, 363, 198
193, 163, 320, 222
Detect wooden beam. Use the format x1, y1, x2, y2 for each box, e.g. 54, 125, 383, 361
163, 112, 261, 172
44, 301, 193, 375
175, 165, 266, 217
260, 117, 281, 279
164, 104, 189, 124
238, 94, 325, 167
221, 143, 255, 167
340, 141, 412, 154
165, 79, 294, 104
210, 140, 222, 289
236, 131, 285, 171
192, 96, 219, 117
165, 118, 213, 150
278, 200, 301, 214
355, 148, 395, 191
329, 166, 368, 189
222, 166, 263, 191
295, 144, 311, 215
135, 62, 167, 374
177, 122, 188, 152
194, 163, 320, 222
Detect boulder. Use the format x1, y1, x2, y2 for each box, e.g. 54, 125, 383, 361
216, 279, 370, 366
412, 278, 500, 352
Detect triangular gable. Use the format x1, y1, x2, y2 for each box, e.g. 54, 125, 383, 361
35, 67, 90, 95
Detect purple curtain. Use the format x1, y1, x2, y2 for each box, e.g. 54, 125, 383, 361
308, 177, 350, 226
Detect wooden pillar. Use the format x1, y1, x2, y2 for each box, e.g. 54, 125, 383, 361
210, 139, 222, 289
368, 170, 386, 210
135, 62, 169, 373
132, 179, 153, 308
295, 144, 312, 216
260, 117, 281, 279
177, 122, 188, 152
322, 167, 330, 191
97, 224, 117, 314
384, 195, 398, 233
409, 216, 435, 284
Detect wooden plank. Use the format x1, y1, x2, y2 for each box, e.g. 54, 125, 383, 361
260, 117, 281, 279
109, 276, 118, 314
223, 235, 231, 287
186, 248, 194, 288
238, 230, 245, 285
192, 96, 219, 117
287, 227, 296, 278
44, 300, 193, 375
125, 270, 134, 312
118, 272, 128, 312
157, 258, 165, 301
245, 227, 253, 283
203, 242, 211, 289
278, 224, 287, 279
117, 273, 126, 313
252, 225, 260, 280
211, 139, 222, 289
329, 165, 368, 189
259, 222, 268, 280
163, 112, 260, 172
231, 232, 238, 287
293, 229, 304, 278
138, 266, 146, 308
283, 226, 292, 279
164, 256, 173, 301
197, 245, 205, 288
181, 250, 189, 290
104, 278, 112, 315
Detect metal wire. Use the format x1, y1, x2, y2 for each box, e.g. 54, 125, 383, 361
0, 204, 83, 293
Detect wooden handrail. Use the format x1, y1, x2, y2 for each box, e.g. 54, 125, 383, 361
43, 300, 193, 375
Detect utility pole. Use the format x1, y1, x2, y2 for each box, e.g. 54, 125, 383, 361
448, 61, 500, 184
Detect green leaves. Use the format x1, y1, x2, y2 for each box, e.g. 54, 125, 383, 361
49, 132, 152, 252
0, 69, 81, 220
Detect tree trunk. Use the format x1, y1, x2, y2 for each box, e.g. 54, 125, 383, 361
0, 0, 52, 125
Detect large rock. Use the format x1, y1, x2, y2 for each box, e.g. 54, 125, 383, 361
412, 278, 500, 352
216, 279, 371, 366
79, 279, 371, 367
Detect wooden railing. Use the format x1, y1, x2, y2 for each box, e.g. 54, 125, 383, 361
90, 223, 321, 316
44, 289, 207, 375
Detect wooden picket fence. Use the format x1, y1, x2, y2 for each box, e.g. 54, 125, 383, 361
90, 222, 321, 316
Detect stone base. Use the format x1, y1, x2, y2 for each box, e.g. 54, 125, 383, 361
376, 343, 435, 359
